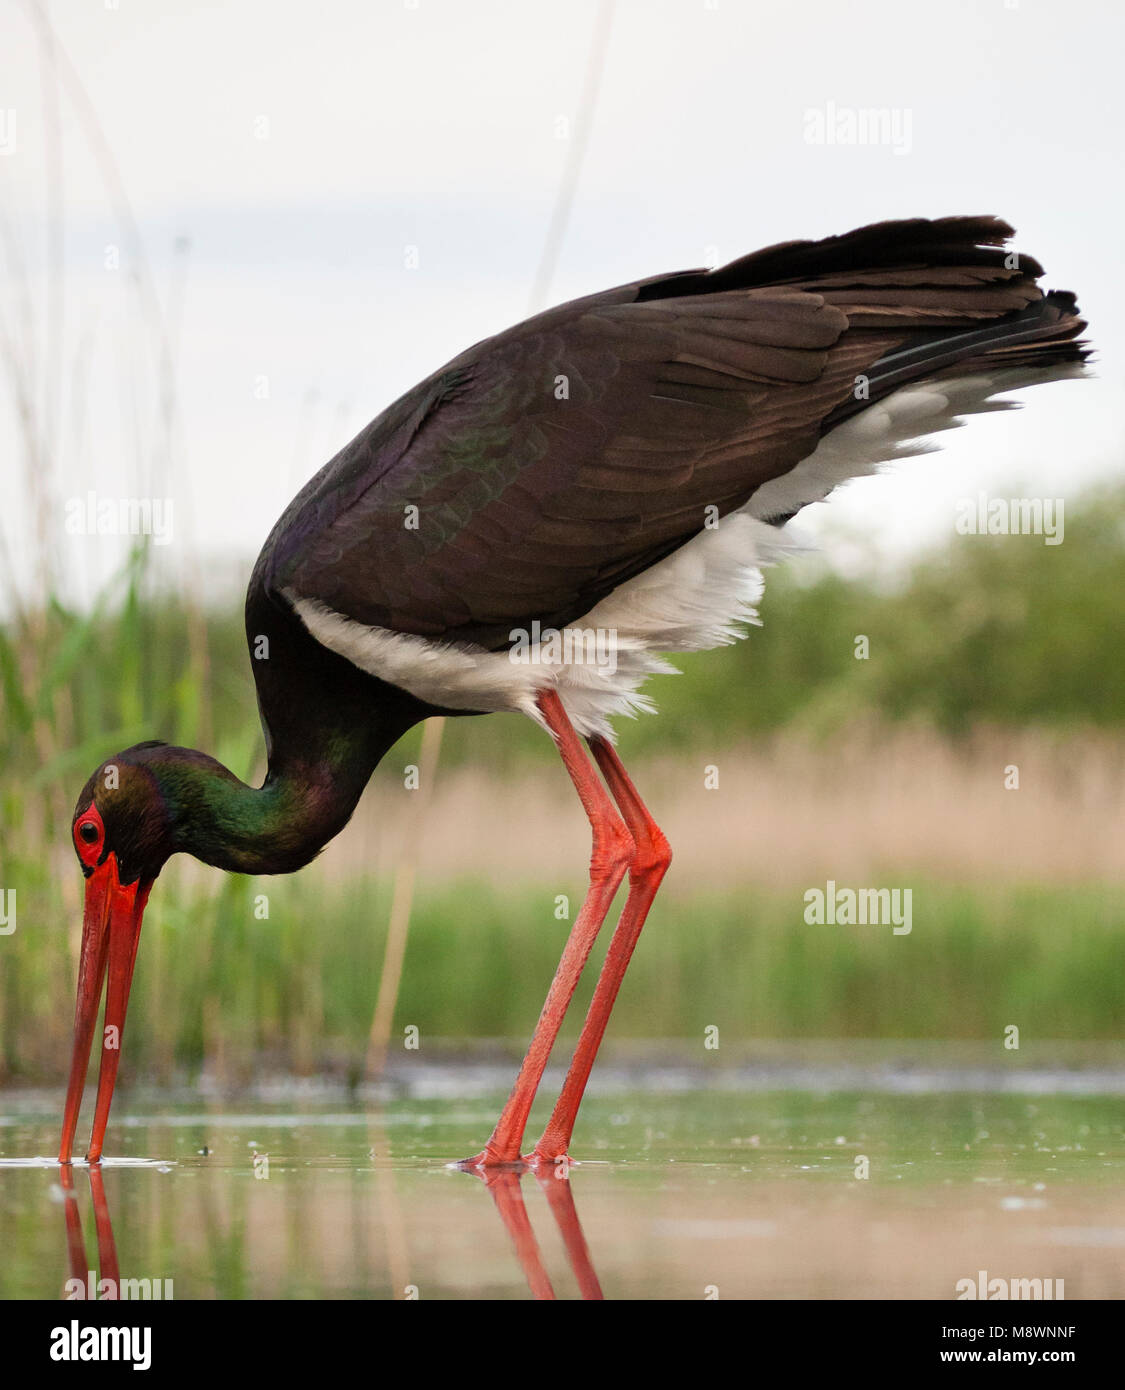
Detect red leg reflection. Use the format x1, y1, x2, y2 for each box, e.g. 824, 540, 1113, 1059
88, 1165, 120, 1298
480, 1169, 555, 1300
60, 1166, 87, 1297
534, 1162, 604, 1300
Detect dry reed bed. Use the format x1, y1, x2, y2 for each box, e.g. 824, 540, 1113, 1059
317, 723, 1125, 890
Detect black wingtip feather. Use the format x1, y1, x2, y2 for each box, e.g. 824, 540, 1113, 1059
639, 215, 1035, 302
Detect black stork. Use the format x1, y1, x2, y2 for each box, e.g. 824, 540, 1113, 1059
59, 216, 1089, 1169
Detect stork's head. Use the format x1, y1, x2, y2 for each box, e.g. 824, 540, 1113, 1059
60, 743, 178, 1164
59, 735, 367, 1163
71, 744, 179, 882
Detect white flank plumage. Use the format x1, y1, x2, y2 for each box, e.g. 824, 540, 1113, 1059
288, 511, 795, 741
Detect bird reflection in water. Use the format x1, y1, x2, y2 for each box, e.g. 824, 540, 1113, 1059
54, 1148, 603, 1299
59, 1164, 121, 1300
472, 1163, 604, 1300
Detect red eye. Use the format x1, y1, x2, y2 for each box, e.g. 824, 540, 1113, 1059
74, 805, 105, 865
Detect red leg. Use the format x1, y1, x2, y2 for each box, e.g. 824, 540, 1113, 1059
532, 736, 671, 1164
458, 691, 634, 1168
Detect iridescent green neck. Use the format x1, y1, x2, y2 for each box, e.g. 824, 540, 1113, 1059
153, 733, 381, 876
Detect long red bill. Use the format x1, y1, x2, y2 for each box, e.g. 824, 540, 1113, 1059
58, 855, 151, 1164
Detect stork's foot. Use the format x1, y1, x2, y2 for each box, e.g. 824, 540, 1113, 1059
527, 1150, 577, 1173
454, 1146, 529, 1173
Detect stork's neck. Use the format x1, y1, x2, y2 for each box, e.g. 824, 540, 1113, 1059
161, 588, 433, 875
158, 724, 395, 876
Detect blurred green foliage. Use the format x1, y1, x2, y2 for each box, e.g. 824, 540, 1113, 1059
2, 875, 1122, 1084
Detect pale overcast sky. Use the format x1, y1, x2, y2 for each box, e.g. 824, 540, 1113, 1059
1, 0, 1121, 605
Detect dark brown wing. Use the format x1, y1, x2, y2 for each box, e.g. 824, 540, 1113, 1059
257, 215, 1082, 648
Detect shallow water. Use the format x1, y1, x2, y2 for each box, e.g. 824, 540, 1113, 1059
2, 1073, 1123, 1300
